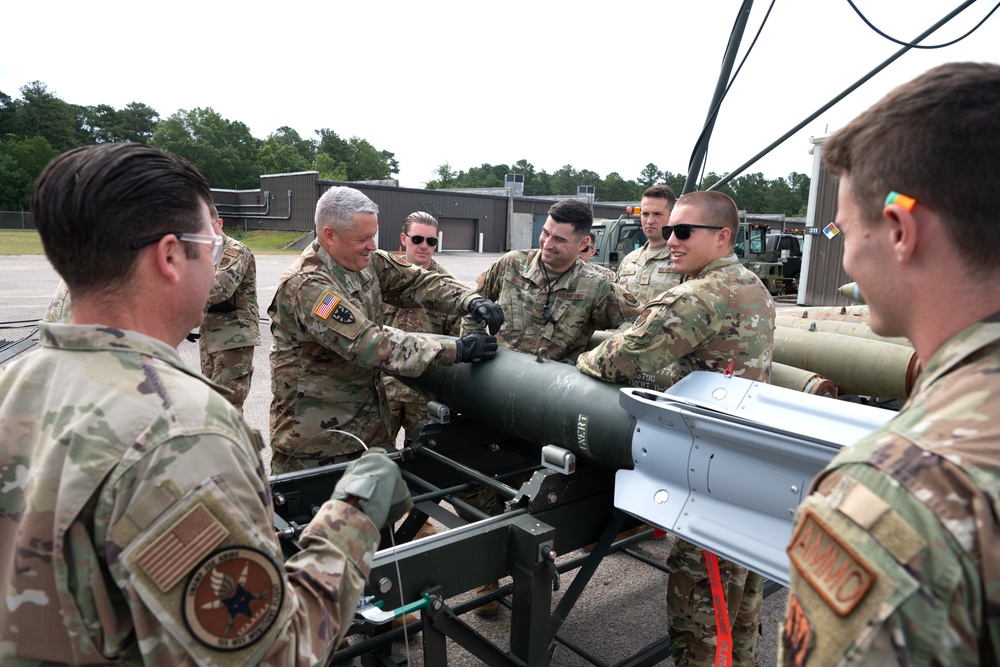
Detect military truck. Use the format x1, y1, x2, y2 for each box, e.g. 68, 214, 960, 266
593, 208, 788, 296
589, 207, 643, 271
766, 232, 804, 292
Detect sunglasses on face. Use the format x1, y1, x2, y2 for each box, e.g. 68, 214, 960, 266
662, 224, 724, 241
406, 233, 438, 247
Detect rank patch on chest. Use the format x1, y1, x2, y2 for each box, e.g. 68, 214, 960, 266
787, 509, 875, 616
313, 292, 341, 320
183, 547, 284, 651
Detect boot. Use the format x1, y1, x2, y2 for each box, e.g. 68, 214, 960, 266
474, 580, 501, 618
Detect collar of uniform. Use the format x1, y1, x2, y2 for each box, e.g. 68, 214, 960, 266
38, 322, 195, 376
691, 252, 740, 280
313, 241, 370, 294
525, 249, 580, 288
908, 314, 1000, 395
641, 242, 673, 262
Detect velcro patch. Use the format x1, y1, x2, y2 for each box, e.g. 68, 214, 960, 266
640, 274, 651, 285
313, 292, 341, 320
330, 303, 356, 324
386, 253, 411, 267
782, 594, 815, 667
787, 509, 875, 616
563, 292, 586, 300
223, 247, 240, 259
138, 503, 229, 593
182, 547, 284, 651
634, 308, 652, 328
623, 293, 639, 307
619, 269, 636, 277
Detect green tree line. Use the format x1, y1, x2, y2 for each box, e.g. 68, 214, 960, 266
1, 81, 809, 216
0, 81, 399, 209
427, 161, 810, 217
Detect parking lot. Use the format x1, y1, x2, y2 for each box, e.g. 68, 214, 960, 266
0, 250, 786, 666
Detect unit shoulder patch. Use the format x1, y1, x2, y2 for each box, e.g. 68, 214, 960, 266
386, 253, 411, 267
182, 546, 284, 651
623, 292, 640, 307
787, 509, 875, 616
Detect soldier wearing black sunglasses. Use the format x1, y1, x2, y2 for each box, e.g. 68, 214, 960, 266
579, 190, 774, 667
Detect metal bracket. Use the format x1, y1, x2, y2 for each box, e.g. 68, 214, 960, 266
541, 444, 576, 475
425, 400, 451, 424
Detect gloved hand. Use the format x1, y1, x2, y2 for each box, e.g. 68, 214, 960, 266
331, 450, 413, 530
455, 332, 498, 363
467, 297, 504, 335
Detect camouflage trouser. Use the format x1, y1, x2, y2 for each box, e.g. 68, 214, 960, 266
200, 345, 254, 412
666, 538, 764, 667
269, 449, 364, 475
384, 376, 429, 441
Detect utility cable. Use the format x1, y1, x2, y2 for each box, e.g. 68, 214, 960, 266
846, 0, 1000, 49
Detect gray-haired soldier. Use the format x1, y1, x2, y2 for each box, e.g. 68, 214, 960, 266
0, 143, 411, 665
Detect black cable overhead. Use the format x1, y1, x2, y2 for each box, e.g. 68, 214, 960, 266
847, 0, 1000, 49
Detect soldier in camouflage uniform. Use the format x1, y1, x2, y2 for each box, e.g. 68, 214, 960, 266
269, 186, 502, 474
0, 143, 412, 665
616, 184, 682, 306
779, 62, 1000, 666
199, 207, 260, 412
579, 191, 775, 667
582, 233, 618, 281
464, 198, 640, 362
383, 211, 465, 440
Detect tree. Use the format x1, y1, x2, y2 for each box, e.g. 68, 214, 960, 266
0, 136, 59, 209
260, 126, 315, 174
638, 163, 664, 188
13, 81, 82, 152
151, 107, 261, 188
313, 129, 398, 181
425, 162, 458, 189
601, 172, 639, 202
114, 102, 160, 143
314, 153, 348, 181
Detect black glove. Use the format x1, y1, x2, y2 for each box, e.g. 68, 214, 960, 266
331, 450, 413, 530
467, 297, 504, 335
455, 332, 498, 363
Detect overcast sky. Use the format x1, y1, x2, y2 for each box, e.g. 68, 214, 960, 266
3, 1, 998, 189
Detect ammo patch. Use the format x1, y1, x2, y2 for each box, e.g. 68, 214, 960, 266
138, 503, 229, 593
182, 547, 284, 651
788, 509, 875, 616
782, 594, 815, 667
312, 292, 341, 320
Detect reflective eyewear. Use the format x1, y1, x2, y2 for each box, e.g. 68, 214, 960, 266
662, 224, 724, 241
406, 233, 438, 247
131, 232, 224, 266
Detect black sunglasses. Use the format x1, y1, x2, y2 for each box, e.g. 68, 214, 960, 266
662, 224, 724, 241
406, 233, 438, 247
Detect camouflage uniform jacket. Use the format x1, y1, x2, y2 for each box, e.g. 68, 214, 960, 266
616, 242, 682, 306
464, 249, 640, 362
202, 233, 261, 353
578, 253, 774, 389
269, 244, 475, 459
383, 258, 464, 338
780, 314, 1000, 667
0, 323, 379, 666
589, 261, 618, 282
42, 279, 72, 323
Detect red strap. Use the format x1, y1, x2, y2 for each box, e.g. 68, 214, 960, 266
703, 549, 733, 667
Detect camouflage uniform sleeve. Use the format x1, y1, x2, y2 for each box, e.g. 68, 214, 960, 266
295, 275, 459, 374
577, 289, 714, 383
596, 280, 642, 328
374, 251, 477, 314
107, 428, 379, 666
781, 454, 990, 666
208, 242, 253, 307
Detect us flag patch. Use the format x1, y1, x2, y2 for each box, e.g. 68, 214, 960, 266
138, 503, 229, 592
313, 292, 341, 320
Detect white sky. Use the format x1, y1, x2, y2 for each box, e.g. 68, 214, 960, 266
2, 1, 998, 189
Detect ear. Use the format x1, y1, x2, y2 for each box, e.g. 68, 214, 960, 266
576, 234, 590, 254
717, 226, 733, 248
153, 235, 184, 285
400, 231, 408, 248
882, 203, 919, 264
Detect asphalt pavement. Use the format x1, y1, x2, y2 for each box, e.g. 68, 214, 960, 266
0, 251, 785, 666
